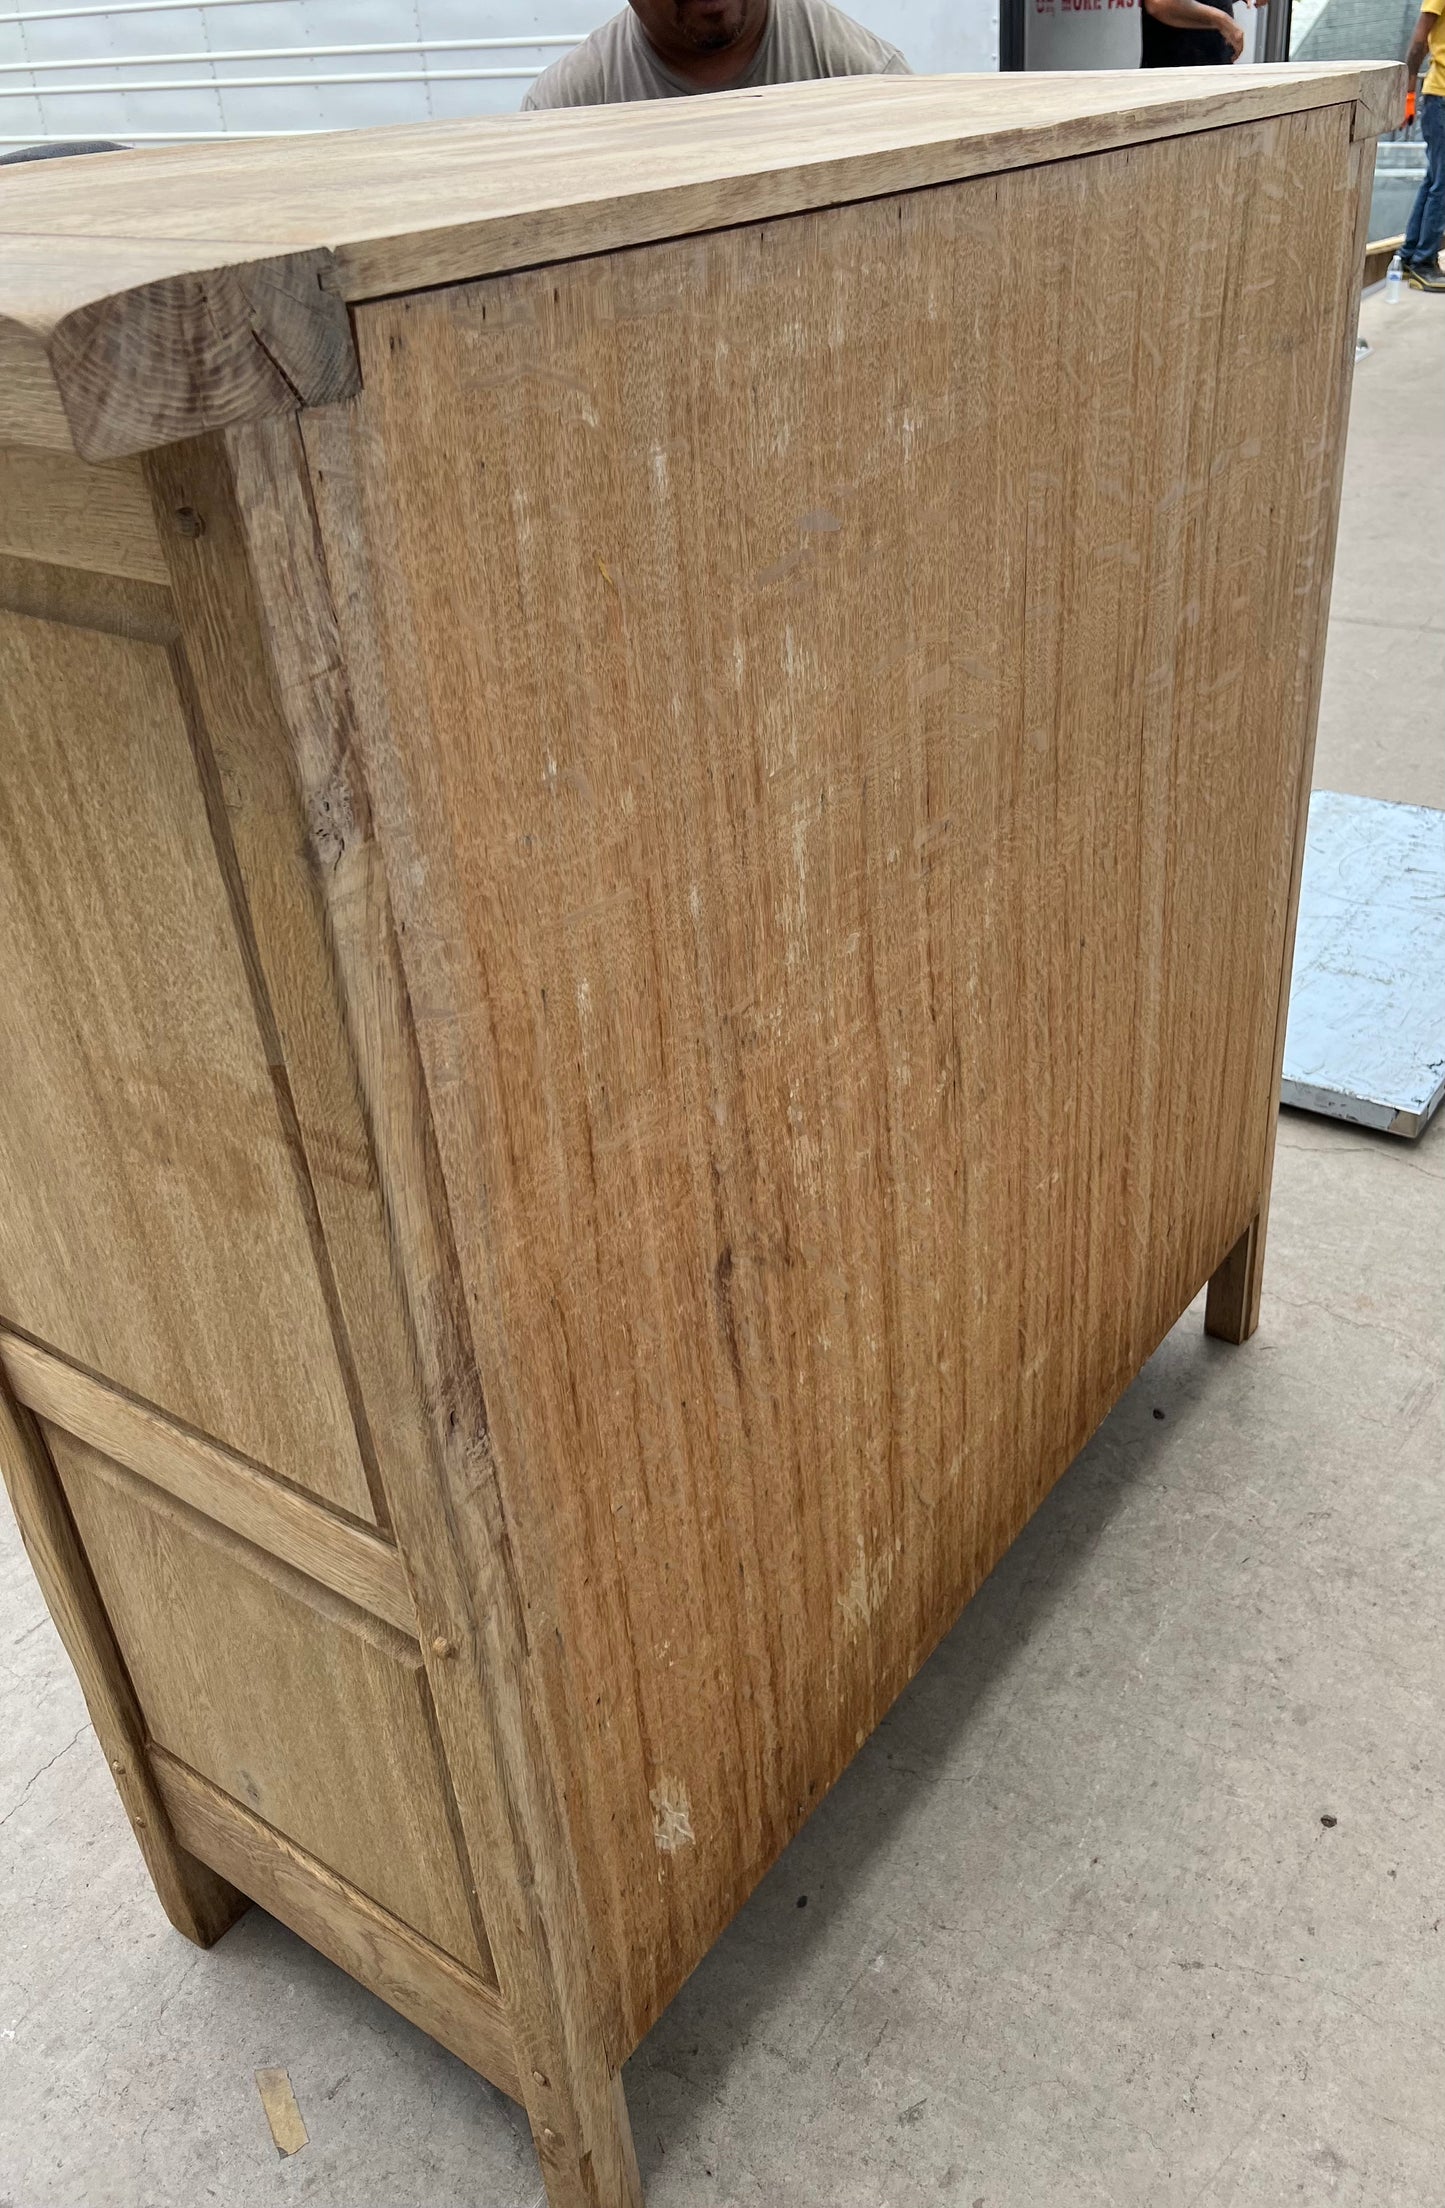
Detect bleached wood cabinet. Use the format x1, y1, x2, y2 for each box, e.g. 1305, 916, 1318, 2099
0, 63, 1397, 2206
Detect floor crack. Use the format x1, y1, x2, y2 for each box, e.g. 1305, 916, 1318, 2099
0, 1721, 92, 1832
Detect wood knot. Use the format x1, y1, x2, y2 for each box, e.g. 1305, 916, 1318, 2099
430, 1635, 457, 1659
172, 506, 205, 538
307, 776, 356, 872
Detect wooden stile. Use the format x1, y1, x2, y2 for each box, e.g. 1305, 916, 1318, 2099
0, 68, 1397, 2207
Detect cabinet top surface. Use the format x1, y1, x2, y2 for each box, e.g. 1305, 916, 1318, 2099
1, 65, 1395, 296
0, 62, 1397, 463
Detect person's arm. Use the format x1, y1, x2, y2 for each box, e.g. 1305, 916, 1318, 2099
1404, 7, 1434, 78
1405, 7, 1437, 82
1403, 6, 1439, 124
1143, 0, 1246, 58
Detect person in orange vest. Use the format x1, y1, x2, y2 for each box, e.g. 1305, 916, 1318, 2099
1401, 0, 1445, 289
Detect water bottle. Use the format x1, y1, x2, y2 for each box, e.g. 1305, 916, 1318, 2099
1385, 253, 1404, 305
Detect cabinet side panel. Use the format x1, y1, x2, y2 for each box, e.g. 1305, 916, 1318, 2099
0, 600, 374, 1517
0, 543, 523, 2096
52, 1427, 489, 1976
314, 105, 1364, 2051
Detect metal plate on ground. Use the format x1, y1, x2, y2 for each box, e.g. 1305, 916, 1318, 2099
1281, 791, 1445, 1138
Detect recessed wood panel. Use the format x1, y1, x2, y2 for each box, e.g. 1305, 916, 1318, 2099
151, 1750, 516, 2093
53, 1430, 488, 1977
321, 102, 1362, 2053
0, 606, 373, 1519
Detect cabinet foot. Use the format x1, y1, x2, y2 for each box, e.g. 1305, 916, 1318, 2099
0, 1376, 248, 1949
1204, 1212, 1266, 1345
529, 2067, 642, 2208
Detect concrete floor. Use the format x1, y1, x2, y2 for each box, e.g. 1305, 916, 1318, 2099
1314, 285, 1443, 810
2, 292, 1442, 2208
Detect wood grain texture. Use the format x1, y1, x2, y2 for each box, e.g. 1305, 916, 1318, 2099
237, 412, 644, 2208
0, 447, 166, 581
314, 104, 1368, 2056
0, 602, 374, 1519
0, 309, 73, 451
0, 551, 175, 643
0, 238, 357, 462
0, 1330, 413, 1632
1205, 1216, 1264, 1345
0, 1371, 247, 1946
153, 1748, 521, 2098
143, 434, 400, 1533
1352, 73, 1403, 138
53, 1429, 491, 1978
0, 89, 1372, 2208
0, 68, 1399, 458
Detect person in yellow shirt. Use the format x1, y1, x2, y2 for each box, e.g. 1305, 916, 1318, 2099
1402, 0, 1445, 289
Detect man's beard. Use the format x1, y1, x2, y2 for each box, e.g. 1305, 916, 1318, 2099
673, 0, 750, 49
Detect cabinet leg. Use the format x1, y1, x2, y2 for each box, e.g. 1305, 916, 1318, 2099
0, 1377, 248, 1948
1204, 1211, 1266, 1345
528, 2066, 642, 2208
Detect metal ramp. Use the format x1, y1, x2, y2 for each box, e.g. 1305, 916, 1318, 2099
1282, 790, 1445, 1139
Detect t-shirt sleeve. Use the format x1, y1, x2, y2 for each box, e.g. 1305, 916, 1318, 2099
801, 0, 911, 79
521, 62, 591, 109
520, 32, 616, 108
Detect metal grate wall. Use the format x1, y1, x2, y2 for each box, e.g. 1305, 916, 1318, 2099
0, 0, 996, 149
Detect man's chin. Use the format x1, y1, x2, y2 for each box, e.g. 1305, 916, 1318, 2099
675, 2, 748, 48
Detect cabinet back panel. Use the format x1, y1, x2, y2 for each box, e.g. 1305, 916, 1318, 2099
319, 106, 1362, 2053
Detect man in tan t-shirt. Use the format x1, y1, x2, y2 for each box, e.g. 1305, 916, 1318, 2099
522, 0, 909, 108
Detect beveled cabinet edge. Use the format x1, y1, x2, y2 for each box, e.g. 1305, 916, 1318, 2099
0, 242, 358, 464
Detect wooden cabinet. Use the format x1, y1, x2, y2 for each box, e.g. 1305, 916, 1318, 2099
0, 65, 1398, 2206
